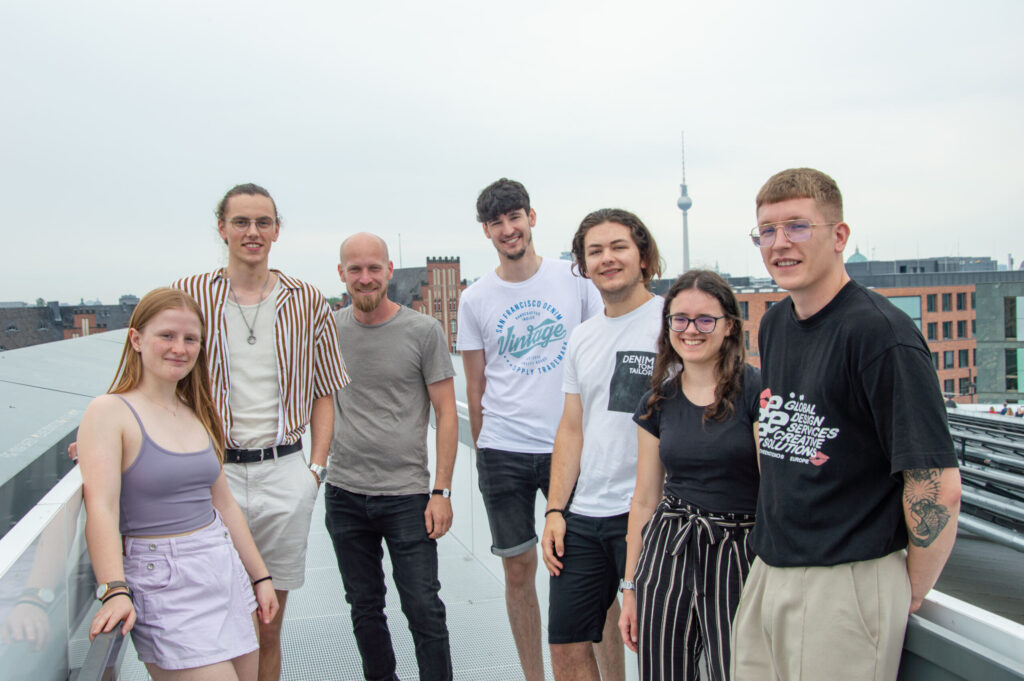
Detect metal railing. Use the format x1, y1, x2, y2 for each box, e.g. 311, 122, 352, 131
2, 380, 1024, 679
947, 411, 1024, 553
68, 630, 125, 681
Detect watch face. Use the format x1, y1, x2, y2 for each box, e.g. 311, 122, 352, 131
95, 584, 107, 600
37, 588, 55, 604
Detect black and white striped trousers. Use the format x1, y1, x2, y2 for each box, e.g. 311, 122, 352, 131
634, 497, 755, 681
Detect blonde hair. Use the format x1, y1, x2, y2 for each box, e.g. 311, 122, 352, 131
756, 168, 843, 223
109, 288, 225, 463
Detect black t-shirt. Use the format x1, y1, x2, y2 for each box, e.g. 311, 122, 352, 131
633, 364, 761, 515
753, 280, 958, 567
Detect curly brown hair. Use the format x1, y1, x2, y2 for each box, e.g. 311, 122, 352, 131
570, 208, 663, 287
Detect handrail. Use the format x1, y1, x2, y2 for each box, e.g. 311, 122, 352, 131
69, 630, 126, 681
2, 391, 1024, 681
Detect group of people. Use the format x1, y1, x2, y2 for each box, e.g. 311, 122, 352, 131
993, 402, 1024, 417
72, 168, 962, 681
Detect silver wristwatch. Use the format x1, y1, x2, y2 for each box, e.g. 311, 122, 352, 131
309, 463, 326, 484
618, 579, 636, 592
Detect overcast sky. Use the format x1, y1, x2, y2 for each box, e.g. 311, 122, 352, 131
3, 0, 1022, 304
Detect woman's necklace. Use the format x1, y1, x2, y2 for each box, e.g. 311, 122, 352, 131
229, 273, 272, 345
140, 391, 180, 418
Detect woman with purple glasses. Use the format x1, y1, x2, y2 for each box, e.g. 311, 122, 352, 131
618, 270, 760, 681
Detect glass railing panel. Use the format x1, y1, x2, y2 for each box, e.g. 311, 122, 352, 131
0, 466, 90, 681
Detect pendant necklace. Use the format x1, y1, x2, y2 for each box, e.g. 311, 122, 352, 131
229, 273, 272, 345
140, 391, 179, 418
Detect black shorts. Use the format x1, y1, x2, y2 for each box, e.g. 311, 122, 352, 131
548, 512, 628, 644
476, 448, 551, 557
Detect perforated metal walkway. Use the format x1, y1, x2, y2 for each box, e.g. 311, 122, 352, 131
92, 432, 639, 680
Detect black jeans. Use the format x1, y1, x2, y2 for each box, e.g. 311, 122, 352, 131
324, 485, 453, 681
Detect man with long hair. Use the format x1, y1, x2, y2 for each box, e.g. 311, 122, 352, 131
173, 184, 349, 681
457, 178, 604, 681
541, 208, 664, 681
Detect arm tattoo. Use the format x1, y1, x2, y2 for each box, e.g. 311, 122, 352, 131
903, 468, 950, 548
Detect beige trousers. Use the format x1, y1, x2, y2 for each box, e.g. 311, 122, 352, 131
731, 550, 911, 681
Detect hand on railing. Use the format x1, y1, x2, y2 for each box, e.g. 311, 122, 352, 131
89, 594, 135, 641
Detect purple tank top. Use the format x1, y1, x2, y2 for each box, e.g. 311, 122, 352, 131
118, 396, 219, 537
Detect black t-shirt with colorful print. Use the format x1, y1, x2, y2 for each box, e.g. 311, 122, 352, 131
753, 280, 958, 567
633, 364, 761, 515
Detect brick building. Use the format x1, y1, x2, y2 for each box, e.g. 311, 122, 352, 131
650, 255, 1024, 405
0, 299, 138, 352
731, 282, 978, 403
348, 256, 466, 352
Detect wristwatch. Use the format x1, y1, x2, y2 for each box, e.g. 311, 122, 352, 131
618, 579, 636, 593
20, 587, 55, 606
96, 580, 131, 601
431, 488, 451, 499
309, 463, 326, 484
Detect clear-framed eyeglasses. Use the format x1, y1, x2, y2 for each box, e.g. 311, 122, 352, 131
228, 217, 277, 232
666, 314, 725, 334
749, 219, 835, 248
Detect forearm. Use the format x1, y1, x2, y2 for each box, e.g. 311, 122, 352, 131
84, 508, 126, 584
547, 427, 582, 510
468, 402, 483, 447
465, 381, 483, 448
433, 408, 458, 490
903, 467, 962, 610
461, 351, 485, 446
623, 496, 659, 581
308, 394, 334, 468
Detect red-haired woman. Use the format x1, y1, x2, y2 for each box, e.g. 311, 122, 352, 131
618, 271, 760, 681
78, 287, 277, 681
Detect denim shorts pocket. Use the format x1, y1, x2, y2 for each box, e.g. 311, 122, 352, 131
131, 555, 174, 593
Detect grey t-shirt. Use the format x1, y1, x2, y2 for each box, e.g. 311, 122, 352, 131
326, 305, 456, 495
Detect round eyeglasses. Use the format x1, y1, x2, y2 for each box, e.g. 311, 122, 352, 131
227, 217, 277, 232
666, 314, 725, 334
750, 219, 835, 248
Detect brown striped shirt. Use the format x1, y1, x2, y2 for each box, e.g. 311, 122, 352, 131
173, 269, 349, 447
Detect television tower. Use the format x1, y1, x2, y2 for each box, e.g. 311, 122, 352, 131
677, 132, 693, 273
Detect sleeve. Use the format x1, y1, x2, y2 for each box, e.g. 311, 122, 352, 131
421, 318, 457, 385
170, 274, 196, 295
860, 343, 958, 474
456, 289, 484, 351
744, 365, 762, 422
312, 300, 350, 398
562, 329, 581, 395
580, 276, 604, 321
632, 388, 661, 436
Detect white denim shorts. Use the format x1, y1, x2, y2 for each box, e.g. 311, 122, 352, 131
223, 450, 319, 590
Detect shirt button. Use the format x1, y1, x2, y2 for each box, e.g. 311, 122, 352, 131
149, 544, 157, 550
146, 563, 155, 570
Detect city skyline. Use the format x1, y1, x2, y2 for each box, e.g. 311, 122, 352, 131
3, 1, 1021, 303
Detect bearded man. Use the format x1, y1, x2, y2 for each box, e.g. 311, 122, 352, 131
324, 232, 458, 681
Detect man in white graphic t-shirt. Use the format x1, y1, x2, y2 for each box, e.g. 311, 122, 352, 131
541, 208, 664, 681
457, 178, 605, 681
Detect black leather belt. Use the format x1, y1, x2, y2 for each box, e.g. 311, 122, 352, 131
224, 442, 302, 464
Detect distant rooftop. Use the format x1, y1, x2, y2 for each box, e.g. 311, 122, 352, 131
387, 266, 428, 308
